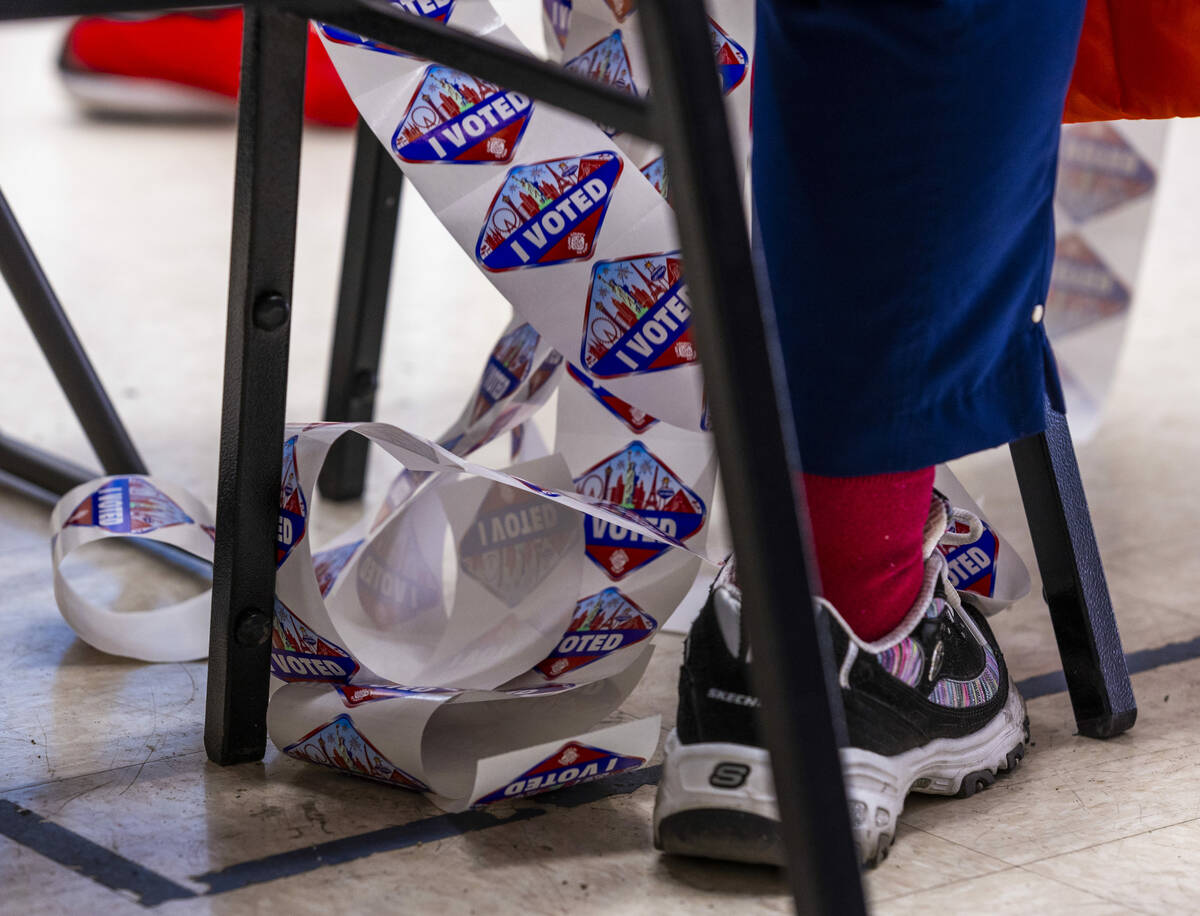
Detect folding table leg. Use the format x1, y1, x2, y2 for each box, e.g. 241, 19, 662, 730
1010, 401, 1137, 739
0, 188, 147, 476
318, 117, 404, 501
638, 0, 866, 910
205, 7, 308, 766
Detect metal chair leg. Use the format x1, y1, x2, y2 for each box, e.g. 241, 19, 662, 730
1010, 400, 1137, 739
0, 188, 147, 477
318, 118, 404, 502
639, 0, 867, 910
205, 7, 309, 766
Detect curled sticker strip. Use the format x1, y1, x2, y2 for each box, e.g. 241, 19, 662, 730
49, 476, 215, 662
267, 648, 658, 810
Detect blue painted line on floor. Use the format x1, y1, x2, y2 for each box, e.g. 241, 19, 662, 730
0, 798, 197, 906
1014, 669, 1069, 700
1016, 634, 1200, 701
192, 764, 663, 896
11, 633, 1200, 906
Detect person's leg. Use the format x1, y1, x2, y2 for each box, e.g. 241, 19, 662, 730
803, 468, 934, 642
655, 0, 1087, 866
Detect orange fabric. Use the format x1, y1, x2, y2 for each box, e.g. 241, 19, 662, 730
1066, 0, 1200, 122
66, 12, 358, 127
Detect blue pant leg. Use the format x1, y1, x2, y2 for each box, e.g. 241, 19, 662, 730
753, 0, 1086, 475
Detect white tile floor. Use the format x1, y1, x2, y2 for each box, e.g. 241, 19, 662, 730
3, 15, 1200, 916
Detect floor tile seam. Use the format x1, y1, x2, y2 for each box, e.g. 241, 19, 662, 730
1018, 813, 1200, 872
918, 807, 1200, 873
867, 824, 1012, 904
1, 748, 206, 796
977, 736, 1200, 789
1009, 863, 1149, 915
873, 863, 1022, 904
1017, 860, 1157, 916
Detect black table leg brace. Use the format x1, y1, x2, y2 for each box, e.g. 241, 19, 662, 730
318, 118, 404, 501
205, 7, 309, 766
0, 188, 147, 477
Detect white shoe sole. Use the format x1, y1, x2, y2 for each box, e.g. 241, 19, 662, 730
843, 678, 1028, 865
61, 69, 235, 121
653, 681, 1028, 867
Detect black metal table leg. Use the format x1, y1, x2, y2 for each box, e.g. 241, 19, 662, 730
317, 117, 404, 501
0, 188, 147, 476
1010, 401, 1137, 739
205, 7, 308, 766
639, 1, 866, 911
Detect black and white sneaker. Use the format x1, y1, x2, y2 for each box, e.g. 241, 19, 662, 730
652, 497, 1029, 867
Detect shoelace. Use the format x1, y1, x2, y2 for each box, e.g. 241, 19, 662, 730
818, 504, 990, 659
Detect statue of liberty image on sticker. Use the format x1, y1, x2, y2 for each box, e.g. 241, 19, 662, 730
640, 157, 668, 201
271, 597, 359, 683
535, 588, 656, 679
581, 251, 694, 377
564, 30, 637, 136
709, 17, 748, 95
393, 66, 533, 165
573, 441, 706, 579
476, 151, 623, 272
319, 0, 456, 53
277, 435, 306, 567
475, 740, 644, 805
469, 323, 541, 423
66, 477, 193, 535
283, 714, 429, 791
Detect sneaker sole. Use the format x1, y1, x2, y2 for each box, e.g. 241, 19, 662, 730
841, 680, 1029, 866
60, 68, 235, 121
653, 733, 783, 866
653, 682, 1028, 868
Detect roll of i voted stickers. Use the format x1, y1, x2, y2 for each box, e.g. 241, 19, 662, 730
50, 475, 215, 662
317, 0, 707, 431
266, 644, 656, 811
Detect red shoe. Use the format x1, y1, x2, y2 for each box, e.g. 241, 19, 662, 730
60, 10, 358, 127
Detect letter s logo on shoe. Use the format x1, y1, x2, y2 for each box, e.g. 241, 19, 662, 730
709, 762, 750, 790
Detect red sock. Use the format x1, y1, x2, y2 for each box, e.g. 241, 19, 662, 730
801, 468, 934, 642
